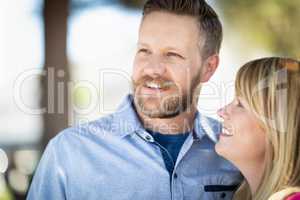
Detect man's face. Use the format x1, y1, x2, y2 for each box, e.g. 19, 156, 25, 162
132, 11, 204, 118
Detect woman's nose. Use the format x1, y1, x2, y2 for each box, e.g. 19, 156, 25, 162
217, 106, 229, 119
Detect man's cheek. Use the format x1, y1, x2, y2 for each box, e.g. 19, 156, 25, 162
132, 71, 140, 84
174, 81, 187, 93
132, 67, 144, 80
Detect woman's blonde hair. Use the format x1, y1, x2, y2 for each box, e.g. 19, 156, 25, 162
233, 57, 300, 200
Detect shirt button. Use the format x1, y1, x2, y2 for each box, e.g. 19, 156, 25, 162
145, 135, 152, 141
174, 173, 178, 179
220, 192, 226, 198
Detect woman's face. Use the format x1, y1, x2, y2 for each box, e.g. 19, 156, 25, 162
215, 96, 267, 165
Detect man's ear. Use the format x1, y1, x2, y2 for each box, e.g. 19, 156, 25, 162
200, 54, 219, 83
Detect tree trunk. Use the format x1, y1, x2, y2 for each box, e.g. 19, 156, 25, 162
41, 0, 70, 149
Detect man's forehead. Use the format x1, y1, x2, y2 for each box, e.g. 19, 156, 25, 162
137, 42, 187, 51
141, 12, 199, 34
138, 12, 201, 48
141, 11, 197, 25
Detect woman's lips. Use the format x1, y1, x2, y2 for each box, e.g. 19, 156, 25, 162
220, 126, 234, 137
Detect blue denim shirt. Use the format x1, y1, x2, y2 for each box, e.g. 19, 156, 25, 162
27, 95, 242, 200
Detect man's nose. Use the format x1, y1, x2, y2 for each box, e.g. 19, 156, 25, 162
143, 56, 166, 77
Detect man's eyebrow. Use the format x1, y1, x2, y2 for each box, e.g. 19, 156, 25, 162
165, 46, 183, 52
137, 42, 149, 47
137, 43, 184, 54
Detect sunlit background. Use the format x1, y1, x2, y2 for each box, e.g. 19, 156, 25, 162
0, 0, 299, 199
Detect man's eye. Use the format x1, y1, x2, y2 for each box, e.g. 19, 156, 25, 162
166, 52, 184, 59
138, 49, 150, 54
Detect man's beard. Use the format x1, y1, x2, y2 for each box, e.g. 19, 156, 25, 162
132, 75, 200, 119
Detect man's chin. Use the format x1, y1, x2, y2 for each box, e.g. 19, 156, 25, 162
135, 100, 181, 119
139, 108, 181, 119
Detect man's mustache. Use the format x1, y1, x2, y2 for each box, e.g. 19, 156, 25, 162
133, 76, 176, 88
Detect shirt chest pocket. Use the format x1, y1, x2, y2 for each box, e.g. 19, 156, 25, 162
202, 185, 239, 200
187, 173, 242, 200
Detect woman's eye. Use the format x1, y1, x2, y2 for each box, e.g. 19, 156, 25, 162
236, 99, 244, 108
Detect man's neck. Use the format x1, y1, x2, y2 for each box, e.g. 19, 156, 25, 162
137, 107, 197, 135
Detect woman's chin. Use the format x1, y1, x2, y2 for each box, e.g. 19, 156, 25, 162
215, 142, 232, 161
215, 142, 224, 156
215, 142, 242, 169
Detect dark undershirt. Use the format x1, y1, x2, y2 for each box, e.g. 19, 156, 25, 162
147, 129, 190, 176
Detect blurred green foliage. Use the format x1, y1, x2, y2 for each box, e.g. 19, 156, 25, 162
219, 0, 300, 59
0, 188, 12, 200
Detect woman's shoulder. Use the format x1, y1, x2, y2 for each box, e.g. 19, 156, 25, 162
286, 192, 300, 200
268, 188, 300, 200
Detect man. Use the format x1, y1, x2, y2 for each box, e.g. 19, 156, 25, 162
27, 0, 242, 199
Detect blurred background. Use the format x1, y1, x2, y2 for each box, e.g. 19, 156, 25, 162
0, 0, 299, 199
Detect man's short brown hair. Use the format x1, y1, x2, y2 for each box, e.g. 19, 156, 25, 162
143, 0, 223, 58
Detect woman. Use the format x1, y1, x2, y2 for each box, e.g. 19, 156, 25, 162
215, 57, 300, 200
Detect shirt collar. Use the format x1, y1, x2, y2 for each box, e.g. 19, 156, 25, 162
111, 94, 144, 138
193, 112, 220, 143
112, 94, 220, 143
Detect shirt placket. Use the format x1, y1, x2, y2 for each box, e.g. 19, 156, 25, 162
135, 130, 197, 200
171, 133, 195, 200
